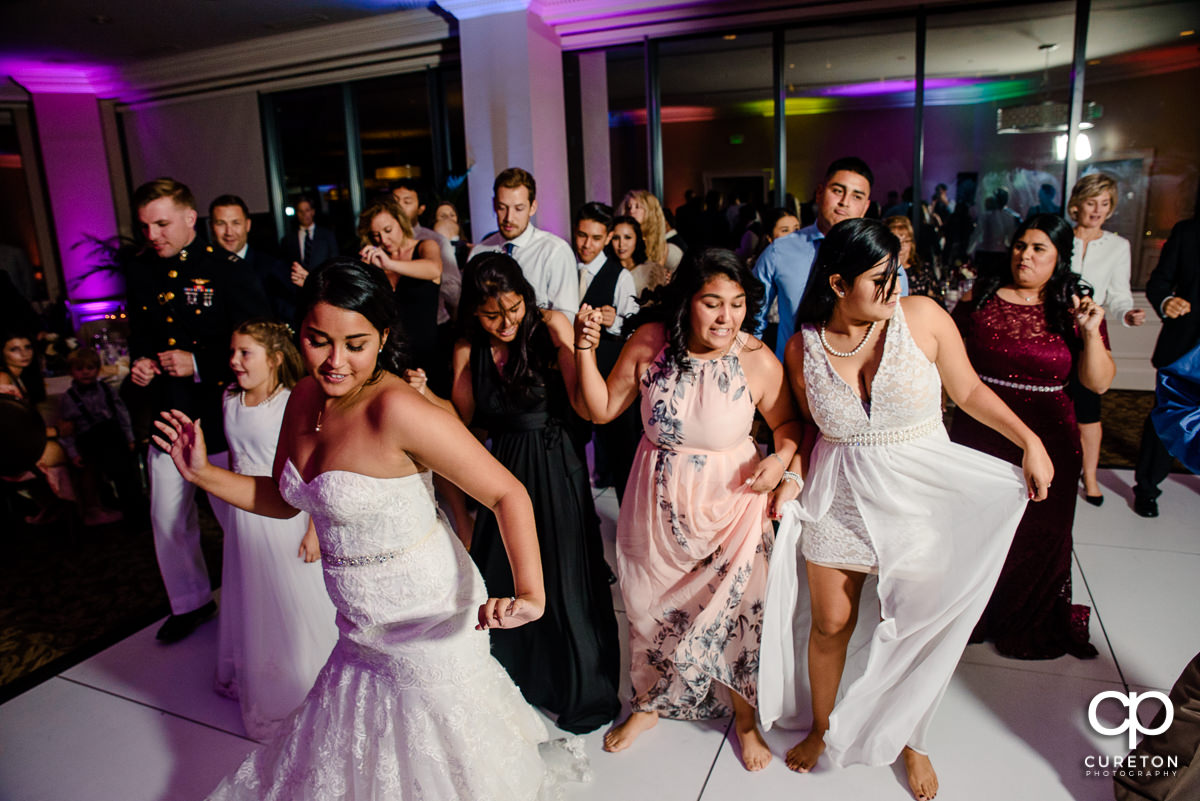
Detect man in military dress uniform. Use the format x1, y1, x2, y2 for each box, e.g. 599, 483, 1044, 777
127, 178, 270, 643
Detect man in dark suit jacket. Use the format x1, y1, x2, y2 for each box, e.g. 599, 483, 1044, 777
282, 196, 339, 289
1133, 216, 1200, 517
209, 194, 296, 323
128, 178, 271, 642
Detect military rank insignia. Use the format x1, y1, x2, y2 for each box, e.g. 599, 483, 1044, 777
185, 278, 214, 307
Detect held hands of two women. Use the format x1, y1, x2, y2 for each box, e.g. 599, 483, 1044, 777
476, 594, 545, 631
574, 304, 604, 351
151, 409, 210, 484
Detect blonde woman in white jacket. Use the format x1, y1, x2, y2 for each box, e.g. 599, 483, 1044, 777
1068, 172, 1145, 504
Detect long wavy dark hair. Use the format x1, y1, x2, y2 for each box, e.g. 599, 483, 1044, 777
0, 331, 44, 405
295, 257, 410, 379
970, 213, 1080, 338
459, 251, 555, 401
625, 247, 764, 375
795, 218, 901, 327
604, 215, 648, 267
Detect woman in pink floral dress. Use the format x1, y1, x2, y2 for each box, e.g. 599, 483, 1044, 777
574, 248, 802, 771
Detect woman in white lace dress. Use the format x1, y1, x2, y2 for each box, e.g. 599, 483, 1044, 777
153, 258, 586, 800
758, 219, 1053, 801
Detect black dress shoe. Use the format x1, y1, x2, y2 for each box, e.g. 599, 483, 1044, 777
1084, 494, 1104, 507
156, 600, 217, 643
1133, 497, 1159, 518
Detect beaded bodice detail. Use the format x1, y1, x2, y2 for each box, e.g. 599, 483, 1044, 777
280, 461, 438, 562
801, 302, 942, 441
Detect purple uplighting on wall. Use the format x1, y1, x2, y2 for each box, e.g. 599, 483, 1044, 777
817, 77, 977, 97
0, 59, 123, 95
27, 91, 124, 327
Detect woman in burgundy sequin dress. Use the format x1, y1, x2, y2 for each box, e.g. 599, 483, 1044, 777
950, 215, 1115, 659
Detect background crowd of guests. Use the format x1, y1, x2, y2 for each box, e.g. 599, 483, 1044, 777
1, 151, 1197, 800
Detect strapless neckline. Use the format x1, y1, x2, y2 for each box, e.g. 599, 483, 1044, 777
283, 457, 427, 487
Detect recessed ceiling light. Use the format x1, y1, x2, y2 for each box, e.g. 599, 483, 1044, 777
1181, 30, 1195, 37
1088, 59, 1101, 65
723, 34, 737, 41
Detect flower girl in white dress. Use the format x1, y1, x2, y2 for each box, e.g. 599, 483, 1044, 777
216, 320, 338, 740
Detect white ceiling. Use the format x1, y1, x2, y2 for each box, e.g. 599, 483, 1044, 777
0, 0, 1195, 101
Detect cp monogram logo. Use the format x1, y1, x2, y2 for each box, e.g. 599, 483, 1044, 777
1088, 690, 1174, 750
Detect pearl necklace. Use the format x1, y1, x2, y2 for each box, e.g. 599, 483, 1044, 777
819, 320, 878, 358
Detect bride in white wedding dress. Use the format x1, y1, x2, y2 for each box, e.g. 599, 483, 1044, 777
153, 257, 587, 800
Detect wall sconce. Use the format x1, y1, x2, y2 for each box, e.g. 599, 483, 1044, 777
1055, 132, 1092, 161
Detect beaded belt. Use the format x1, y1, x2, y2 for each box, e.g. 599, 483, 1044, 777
323, 518, 438, 567
822, 416, 943, 446
980, 375, 1066, 393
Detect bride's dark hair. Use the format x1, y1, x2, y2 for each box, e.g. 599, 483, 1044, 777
795, 218, 901, 328
296, 257, 410, 377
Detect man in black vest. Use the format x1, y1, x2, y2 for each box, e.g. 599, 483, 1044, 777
1133, 214, 1200, 517
575, 201, 639, 501
128, 178, 270, 642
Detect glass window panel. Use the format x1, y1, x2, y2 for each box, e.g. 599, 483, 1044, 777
925, 2, 1075, 276
270, 84, 356, 249
440, 65, 472, 240
355, 71, 433, 208
657, 31, 774, 251
607, 45, 646, 209
783, 18, 915, 232
0, 112, 45, 300
1084, 0, 1200, 286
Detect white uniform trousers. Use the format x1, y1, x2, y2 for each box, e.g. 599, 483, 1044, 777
149, 446, 230, 615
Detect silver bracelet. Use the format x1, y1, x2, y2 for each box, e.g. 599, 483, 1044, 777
780, 470, 803, 488
769, 452, 786, 467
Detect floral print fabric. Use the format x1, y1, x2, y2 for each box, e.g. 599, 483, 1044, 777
616, 332, 773, 718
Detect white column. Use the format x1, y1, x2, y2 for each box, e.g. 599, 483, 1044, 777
445, 2, 571, 239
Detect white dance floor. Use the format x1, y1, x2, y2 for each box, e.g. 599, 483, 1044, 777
2, 467, 1196, 801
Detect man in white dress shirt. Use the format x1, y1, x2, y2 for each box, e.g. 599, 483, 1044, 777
469, 167, 579, 318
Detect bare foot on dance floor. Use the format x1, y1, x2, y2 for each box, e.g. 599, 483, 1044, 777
785, 728, 826, 773
603, 710, 658, 752
903, 747, 938, 800
734, 722, 773, 771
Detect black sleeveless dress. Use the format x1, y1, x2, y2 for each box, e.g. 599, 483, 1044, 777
467, 327, 621, 734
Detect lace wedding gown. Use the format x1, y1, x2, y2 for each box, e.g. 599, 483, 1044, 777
206, 462, 587, 800
758, 301, 1028, 767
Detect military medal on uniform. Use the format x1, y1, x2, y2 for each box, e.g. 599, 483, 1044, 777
185, 278, 214, 307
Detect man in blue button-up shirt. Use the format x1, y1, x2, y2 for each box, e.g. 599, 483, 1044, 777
753, 157, 907, 360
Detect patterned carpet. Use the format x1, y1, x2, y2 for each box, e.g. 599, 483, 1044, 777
0, 495, 223, 702
0, 389, 1186, 701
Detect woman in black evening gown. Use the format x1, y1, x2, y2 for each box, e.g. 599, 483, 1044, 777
450, 251, 621, 734
357, 198, 441, 373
